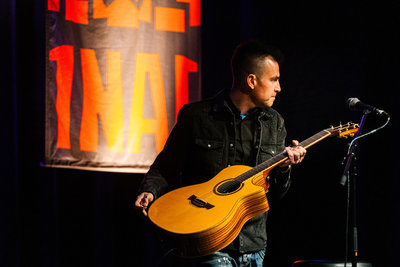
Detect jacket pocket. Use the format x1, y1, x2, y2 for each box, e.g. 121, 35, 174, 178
194, 139, 224, 151
191, 138, 224, 180
258, 144, 278, 163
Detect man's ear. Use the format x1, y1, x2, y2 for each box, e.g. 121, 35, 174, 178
247, 74, 256, 90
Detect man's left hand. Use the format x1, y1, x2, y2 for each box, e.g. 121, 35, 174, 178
280, 140, 306, 167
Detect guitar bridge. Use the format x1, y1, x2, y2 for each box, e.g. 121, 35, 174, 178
188, 195, 214, 209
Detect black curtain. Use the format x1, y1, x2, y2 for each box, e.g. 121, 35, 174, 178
2, 0, 399, 266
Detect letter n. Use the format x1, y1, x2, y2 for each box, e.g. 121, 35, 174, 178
80, 49, 124, 152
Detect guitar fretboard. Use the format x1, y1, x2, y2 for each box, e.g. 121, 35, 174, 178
235, 129, 332, 183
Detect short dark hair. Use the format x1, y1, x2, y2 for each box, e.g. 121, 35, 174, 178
231, 40, 283, 87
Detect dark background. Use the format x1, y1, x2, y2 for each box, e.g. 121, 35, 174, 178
1, 0, 399, 266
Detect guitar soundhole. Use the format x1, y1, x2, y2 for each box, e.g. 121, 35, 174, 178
215, 179, 243, 195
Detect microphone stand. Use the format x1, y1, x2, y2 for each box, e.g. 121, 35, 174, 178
339, 113, 367, 267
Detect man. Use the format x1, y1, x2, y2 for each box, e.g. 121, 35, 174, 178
135, 40, 306, 266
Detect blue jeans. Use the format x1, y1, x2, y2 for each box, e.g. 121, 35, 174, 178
177, 249, 266, 267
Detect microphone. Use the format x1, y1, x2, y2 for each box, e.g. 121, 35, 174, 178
346, 97, 388, 116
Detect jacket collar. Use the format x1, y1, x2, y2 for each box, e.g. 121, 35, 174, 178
210, 89, 274, 120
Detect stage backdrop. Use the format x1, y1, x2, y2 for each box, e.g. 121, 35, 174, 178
45, 0, 201, 172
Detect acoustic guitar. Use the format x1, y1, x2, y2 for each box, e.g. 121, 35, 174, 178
148, 123, 358, 258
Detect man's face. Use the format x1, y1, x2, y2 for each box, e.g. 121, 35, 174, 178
250, 56, 281, 108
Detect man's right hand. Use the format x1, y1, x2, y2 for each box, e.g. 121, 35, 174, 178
134, 192, 154, 216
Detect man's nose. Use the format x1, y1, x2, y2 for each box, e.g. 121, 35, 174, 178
275, 82, 281, 92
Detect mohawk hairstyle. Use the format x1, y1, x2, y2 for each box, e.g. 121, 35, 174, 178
231, 40, 284, 87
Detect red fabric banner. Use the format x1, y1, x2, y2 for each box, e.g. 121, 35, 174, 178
45, 0, 201, 172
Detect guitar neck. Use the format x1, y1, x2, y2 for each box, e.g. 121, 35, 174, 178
236, 129, 332, 183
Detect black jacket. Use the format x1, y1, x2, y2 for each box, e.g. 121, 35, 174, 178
139, 90, 292, 254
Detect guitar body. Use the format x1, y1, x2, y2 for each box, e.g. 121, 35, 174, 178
148, 165, 271, 258
147, 123, 358, 258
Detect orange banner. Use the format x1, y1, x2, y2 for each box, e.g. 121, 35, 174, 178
46, 0, 201, 172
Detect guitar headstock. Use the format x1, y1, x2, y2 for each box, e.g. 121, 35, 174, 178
327, 122, 359, 138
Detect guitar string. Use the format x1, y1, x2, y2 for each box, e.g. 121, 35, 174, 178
234, 130, 329, 183
202, 124, 357, 197
234, 123, 357, 184
216, 124, 356, 193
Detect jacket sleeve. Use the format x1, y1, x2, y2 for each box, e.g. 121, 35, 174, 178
137, 105, 191, 200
